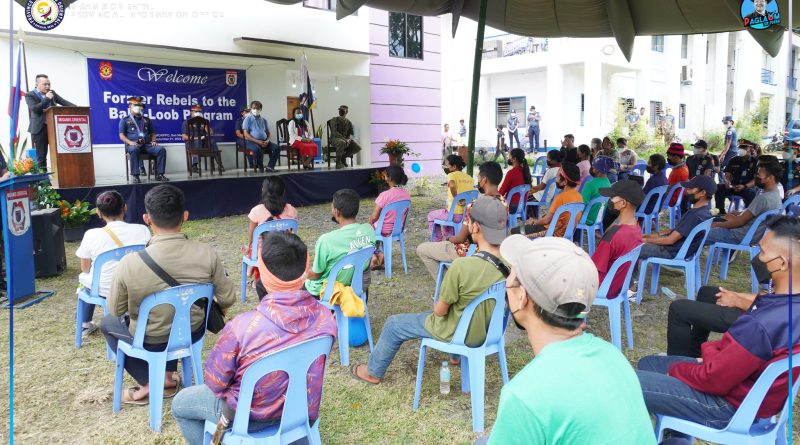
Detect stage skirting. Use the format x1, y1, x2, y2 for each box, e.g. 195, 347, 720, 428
56, 168, 380, 225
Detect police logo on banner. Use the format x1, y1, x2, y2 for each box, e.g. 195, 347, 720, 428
55, 115, 93, 154
26, 0, 65, 31
226, 71, 238, 87
7, 190, 30, 237
741, 0, 781, 30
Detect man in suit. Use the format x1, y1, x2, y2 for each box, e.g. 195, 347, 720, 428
24, 74, 76, 169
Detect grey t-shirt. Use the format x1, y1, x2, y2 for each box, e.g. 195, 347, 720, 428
731, 188, 782, 241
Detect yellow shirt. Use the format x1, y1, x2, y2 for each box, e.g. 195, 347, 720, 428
447, 170, 475, 214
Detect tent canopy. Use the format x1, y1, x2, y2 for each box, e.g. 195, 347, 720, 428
267, 0, 798, 61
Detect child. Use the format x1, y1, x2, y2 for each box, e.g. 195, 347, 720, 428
245, 176, 298, 297
427, 154, 474, 241
369, 165, 410, 269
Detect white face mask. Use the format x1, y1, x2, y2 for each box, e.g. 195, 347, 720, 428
131, 106, 142, 114
191, 112, 200, 117
737, 148, 748, 157
693, 149, 705, 156
251, 109, 261, 116
295, 114, 303, 120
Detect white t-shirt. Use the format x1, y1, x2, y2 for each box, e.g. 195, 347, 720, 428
533, 167, 559, 202
75, 221, 151, 297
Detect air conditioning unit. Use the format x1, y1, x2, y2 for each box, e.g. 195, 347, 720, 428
681, 65, 694, 85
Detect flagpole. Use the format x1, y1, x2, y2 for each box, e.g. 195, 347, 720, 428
7, 7, 16, 445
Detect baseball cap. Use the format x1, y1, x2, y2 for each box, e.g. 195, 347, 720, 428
681, 175, 717, 196
466, 196, 508, 245
190, 105, 202, 112
722, 115, 734, 123
738, 138, 759, 148
500, 236, 598, 319
338, 105, 349, 111
667, 143, 685, 157
592, 156, 615, 174
599, 179, 645, 207
691, 140, 708, 150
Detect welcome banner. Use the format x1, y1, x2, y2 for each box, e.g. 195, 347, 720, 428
87, 58, 247, 144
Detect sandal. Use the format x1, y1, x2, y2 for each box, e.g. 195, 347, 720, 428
164, 373, 182, 399
349, 364, 379, 385
122, 387, 149, 406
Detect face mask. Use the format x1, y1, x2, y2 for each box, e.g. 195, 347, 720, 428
477, 179, 486, 194
547, 160, 555, 168
191, 112, 200, 117
737, 148, 748, 157
505, 294, 527, 331
693, 150, 704, 156
131, 106, 142, 114
685, 193, 697, 204
555, 179, 566, 190
295, 114, 303, 120
754, 177, 765, 189
751, 255, 783, 285
331, 215, 338, 224
589, 168, 597, 178
442, 166, 450, 175
646, 166, 655, 174
251, 109, 261, 116
667, 158, 679, 167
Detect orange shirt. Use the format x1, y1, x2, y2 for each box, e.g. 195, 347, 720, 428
545, 188, 583, 237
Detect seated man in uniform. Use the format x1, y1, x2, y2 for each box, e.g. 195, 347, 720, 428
715, 139, 760, 215
182, 105, 223, 173
234, 107, 254, 168
329, 105, 361, 169
118, 97, 168, 183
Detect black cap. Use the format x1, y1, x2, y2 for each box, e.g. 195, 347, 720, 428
691, 140, 708, 150
599, 179, 645, 207
681, 175, 717, 196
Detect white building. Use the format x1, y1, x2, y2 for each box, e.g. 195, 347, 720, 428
441, 17, 800, 150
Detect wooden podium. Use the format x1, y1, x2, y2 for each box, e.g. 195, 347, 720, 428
45, 106, 96, 188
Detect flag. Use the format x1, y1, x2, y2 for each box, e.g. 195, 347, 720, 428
8, 41, 24, 164
300, 53, 315, 121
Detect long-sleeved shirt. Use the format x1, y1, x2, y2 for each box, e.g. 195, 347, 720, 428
204, 290, 337, 421
669, 293, 800, 418
499, 166, 528, 207
643, 170, 668, 213
109, 233, 237, 344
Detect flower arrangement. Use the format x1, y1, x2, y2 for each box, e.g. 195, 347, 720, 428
58, 199, 96, 228
368, 169, 389, 192
379, 139, 418, 157
11, 157, 35, 175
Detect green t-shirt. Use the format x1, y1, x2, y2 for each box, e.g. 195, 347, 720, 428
305, 223, 376, 296
424, 256, 504, 347
488, 333, 656, 445
581, 177, 611, 225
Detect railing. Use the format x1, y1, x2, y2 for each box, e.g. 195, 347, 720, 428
761, 68, 775, 85
482, 34, 549, 60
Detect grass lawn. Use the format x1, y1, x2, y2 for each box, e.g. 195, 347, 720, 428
0, 183, 796, 444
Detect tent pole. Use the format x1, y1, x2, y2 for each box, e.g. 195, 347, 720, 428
786, 0, 794, 192
466, 0, 487, 176
7, 2, 14, 445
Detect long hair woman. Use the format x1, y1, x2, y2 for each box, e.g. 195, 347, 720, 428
287, 107, 319, 169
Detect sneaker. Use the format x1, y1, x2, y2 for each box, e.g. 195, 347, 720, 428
192, 165, 200, 174
131, 175, 141, 184
82, 322, 99, 338
156, 174, 169, 182
265, 167, 276, 173
139, 166, 147, 176
627, 290, 638, 303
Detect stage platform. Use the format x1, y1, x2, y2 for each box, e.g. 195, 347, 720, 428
56, 165, 380, 224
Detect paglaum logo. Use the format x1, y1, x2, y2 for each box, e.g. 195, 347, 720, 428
740, 0, 781, 30
99, 61, 113, 81
25, 0, 65, 31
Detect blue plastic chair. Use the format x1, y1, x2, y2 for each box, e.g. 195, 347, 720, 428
655, 352, 800, 444
636, 219, 712, 305
531, 156, 547, 185
576, 196, 608, 255
704, 209, 781, 293
240, 219, 299, 302
661, 183, 685, 230
635, 185, 669, 234
629, 160, 646, 177
318, 247, 375, 366
202, 336, 334, 445
113, 283, 213, 432
577, 175, 590, 193
506, 184, 531, 229
526, 177, 561, 217
544, 202, 584, 239
592, 245, 641, 350
413, 280, 509, 432
783, 194, 800, 216
374, 200, 411, 279
431, 190, 479, 241
75, 244, 145, 360
433, 244, 477, 302
728, 195, 745, 213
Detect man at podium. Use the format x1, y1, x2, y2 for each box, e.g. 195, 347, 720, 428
24, 74, 76, 169
119, 97, 169, 183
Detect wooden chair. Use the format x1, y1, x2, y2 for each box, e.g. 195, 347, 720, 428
184, 116, 222, 177
124, 146, 154, 183
326, 119, 356, 168
276, 118, 301, 170
235, 137, 249, 172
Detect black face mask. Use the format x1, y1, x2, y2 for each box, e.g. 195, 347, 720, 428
555, 180, 566, 190
751, 255, 782, 285
477, 186, 485, 194
506, 295, 526, 331
589, 168, 597, 178
646, 166, 655, 174
754, 177, 765, 189
442, 166, 450, 175
547, 161, 555, 168
685, 193, 697, 204
331, 215, 338, 224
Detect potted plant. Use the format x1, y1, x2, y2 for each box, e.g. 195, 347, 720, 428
368, 169, 389, 193
59, 199, 96, 242
10, 157, 35, 176
379, 139, 418, 166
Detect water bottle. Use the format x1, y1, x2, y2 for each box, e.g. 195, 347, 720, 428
661, 287, 678, 300
439, 361, 451, 395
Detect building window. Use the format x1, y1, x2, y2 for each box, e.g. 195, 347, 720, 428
580, 94, 585, 127
495, 97, 526, 129
679, 104, 686, 129
389, 12, 423, 59
619, 97, 635, 114
681, 35, 688, 59
649, 101, 663, 128
651, 35, 664, 53
303, 0, 335, 10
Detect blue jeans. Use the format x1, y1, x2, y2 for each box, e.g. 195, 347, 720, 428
636, 355, 737, 431
126, 143, 166, 175
508, 130, 520, 149
246, 140, 280, 169
367, 312, 432, 379
171, 384, 282, 445
527, 126, 539, 152
704, 227, 742, 246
